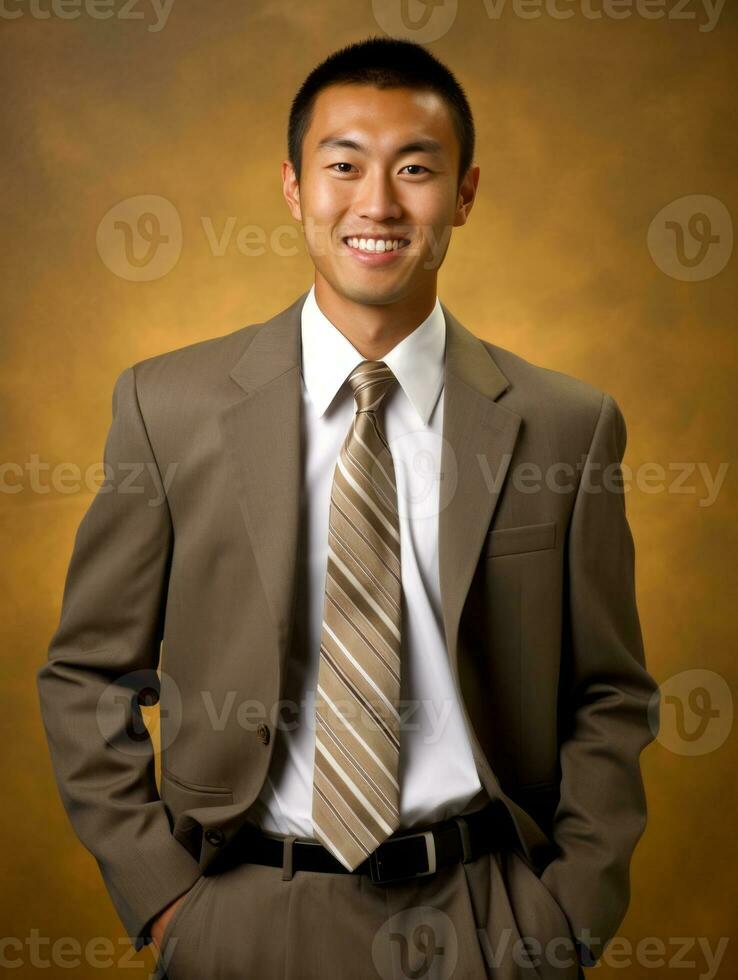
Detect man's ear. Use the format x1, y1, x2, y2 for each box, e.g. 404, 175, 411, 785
453, 164, 480, 228
281, 159, 302, 222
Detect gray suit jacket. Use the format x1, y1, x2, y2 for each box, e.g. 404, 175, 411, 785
37, 290, 660, 966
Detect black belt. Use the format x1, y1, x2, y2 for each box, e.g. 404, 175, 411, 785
214, 800, 516, 886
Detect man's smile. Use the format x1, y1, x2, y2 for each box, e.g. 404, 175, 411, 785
341, 235, 412, 253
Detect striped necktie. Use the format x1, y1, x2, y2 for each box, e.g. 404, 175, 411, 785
311, 359, 403, 871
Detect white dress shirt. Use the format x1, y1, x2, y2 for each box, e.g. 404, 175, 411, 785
243, 285, 488, 839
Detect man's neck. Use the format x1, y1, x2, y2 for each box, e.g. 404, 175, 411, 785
313, 279, 437, 360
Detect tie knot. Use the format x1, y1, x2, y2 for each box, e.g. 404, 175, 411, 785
346, 360, 397, 414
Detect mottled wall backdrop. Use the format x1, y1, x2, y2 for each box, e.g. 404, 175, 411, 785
3, 1, 736, 976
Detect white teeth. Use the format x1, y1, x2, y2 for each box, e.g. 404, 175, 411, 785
346, 237, 407, 252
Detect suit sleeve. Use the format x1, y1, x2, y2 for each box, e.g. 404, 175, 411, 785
36, 365, 202, 951
539, 392, 661, 967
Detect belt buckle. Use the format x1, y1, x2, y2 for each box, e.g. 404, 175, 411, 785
368, 830, 437, 885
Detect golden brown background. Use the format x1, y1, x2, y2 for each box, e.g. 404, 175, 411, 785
3, 1, 737, 976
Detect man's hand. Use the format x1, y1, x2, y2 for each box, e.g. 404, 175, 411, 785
150, 889, 190, 950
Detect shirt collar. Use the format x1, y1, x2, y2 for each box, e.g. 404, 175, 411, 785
300, 284, 446, 426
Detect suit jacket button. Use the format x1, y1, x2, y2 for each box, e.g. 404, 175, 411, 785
257, 723, 270, 745
205, 829, 225, 847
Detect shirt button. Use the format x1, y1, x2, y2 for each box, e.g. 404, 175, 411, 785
257, 723, 271, 745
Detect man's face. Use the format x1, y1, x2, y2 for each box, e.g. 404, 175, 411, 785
282, 83, 478, 308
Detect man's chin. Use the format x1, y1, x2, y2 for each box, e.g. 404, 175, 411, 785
328, 276, 409, 307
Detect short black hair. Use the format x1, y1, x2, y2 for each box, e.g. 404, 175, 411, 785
287, 36, 475, 189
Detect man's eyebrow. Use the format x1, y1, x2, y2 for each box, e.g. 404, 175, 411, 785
316, 136, 444, 156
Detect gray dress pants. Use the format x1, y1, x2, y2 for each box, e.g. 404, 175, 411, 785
155, 839, 584, 980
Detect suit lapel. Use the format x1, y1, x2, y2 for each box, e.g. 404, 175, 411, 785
217, 292, 305, 674
217, 291, 522, 684
438, 303, 522, 678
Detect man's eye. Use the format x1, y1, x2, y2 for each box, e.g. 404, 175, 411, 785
329, 163, 430, 175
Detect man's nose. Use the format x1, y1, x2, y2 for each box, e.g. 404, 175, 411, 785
354, 169, 403, 222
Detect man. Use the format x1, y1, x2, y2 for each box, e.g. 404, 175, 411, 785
37, 36, 660, 980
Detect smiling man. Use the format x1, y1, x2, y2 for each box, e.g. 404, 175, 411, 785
37, 36, 659, 980
282, 68, 477, 349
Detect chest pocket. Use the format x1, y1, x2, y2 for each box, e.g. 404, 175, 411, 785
484, 520, 557, 558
